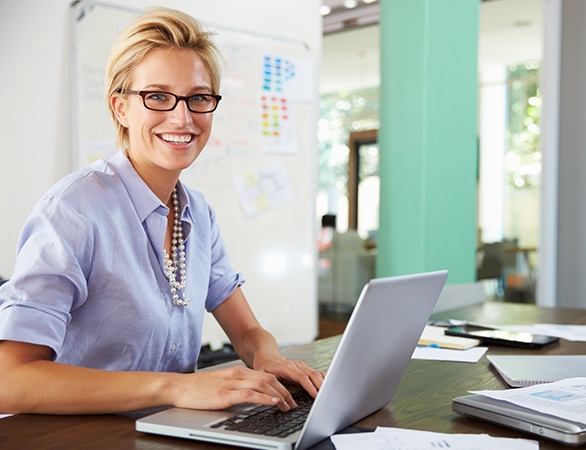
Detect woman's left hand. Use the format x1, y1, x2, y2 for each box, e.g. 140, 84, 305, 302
255, 356, 326, 400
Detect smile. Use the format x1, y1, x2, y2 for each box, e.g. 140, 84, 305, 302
159, 133, 194, 144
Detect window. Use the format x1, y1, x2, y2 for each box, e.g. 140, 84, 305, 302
317, 87, 379, 236
504, 62, 542, 250
348, 130, 379, 239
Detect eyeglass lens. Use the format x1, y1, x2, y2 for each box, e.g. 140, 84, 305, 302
143, 92, 218, 113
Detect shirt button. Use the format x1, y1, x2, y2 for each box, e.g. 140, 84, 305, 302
171, 343, 177, 351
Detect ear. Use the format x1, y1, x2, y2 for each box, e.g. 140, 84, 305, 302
110, 92, 130, 128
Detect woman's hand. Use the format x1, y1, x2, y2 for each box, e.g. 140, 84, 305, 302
172, 365, 299, 412
210, 289, 326, 409
0, 340, 318, 415
254, 356, 326, 401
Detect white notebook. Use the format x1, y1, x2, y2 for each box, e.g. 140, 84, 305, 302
488, 355, 586, 387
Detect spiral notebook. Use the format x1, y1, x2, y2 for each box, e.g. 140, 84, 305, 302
488, 355, 586, 387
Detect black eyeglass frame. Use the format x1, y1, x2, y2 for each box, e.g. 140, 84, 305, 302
121, 90, 222, 113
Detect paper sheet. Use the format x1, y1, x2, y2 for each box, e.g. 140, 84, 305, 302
499, 324, 586, 342
331, 426, 538, 449
231, 160, 295, 218
472, 377, 586, 425
412, 346, 488, 363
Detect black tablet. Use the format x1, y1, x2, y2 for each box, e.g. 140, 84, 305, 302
445, 325, 559, 349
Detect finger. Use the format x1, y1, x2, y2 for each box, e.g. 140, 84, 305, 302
222, 388, 282, 410
292, 364, 323, 397
309, 369, 326, 390
266, 378, 296, 410
238, 371, 296, 411
268, 361, 323, 398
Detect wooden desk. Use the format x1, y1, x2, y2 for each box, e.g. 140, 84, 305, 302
2, 302, 585, 449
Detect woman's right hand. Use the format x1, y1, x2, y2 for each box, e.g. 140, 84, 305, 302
170, 365, 297, 412
0, 341, 295, 414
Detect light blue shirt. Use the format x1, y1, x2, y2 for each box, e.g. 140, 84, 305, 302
0, 151, 243, 373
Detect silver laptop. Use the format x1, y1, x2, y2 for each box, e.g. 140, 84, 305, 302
452, 394, 586, 446
137, 270, 448, 450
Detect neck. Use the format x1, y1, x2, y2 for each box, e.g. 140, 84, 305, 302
124, 153, 180, 204
165, 185, 178, 210
156, 180, 179, 207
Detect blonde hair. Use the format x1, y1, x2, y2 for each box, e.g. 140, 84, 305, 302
105, 7, 223, 149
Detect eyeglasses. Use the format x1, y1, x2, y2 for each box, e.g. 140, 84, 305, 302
122, 90, 222, 113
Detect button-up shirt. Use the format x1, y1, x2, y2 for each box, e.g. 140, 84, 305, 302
0, 151, 243, 373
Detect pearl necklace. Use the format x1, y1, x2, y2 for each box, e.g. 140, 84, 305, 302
163, 187, 189, 307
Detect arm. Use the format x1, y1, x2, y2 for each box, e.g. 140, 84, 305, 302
0, 340, 174, 414
0, 337, 304, 415
212, 287, 325, 404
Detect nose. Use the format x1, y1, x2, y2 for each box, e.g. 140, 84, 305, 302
168, 99, 193, 126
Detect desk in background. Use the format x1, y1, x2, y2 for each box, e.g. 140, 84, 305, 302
1, 302, 585, 449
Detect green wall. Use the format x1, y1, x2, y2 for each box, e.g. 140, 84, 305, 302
376, 0, 480, 283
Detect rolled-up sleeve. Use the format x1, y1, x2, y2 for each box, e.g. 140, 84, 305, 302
0, 194, 92, 355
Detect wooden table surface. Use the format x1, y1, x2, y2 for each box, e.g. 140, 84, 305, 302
2, 302, 585, 449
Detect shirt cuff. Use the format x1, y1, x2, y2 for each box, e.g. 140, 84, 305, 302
0, 303, 67, 358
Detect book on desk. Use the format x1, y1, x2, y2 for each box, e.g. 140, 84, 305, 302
418, 325, 480, 350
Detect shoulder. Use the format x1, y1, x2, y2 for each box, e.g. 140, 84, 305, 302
40, 159, 124, 211
22, 160, 132, 238
50, 159, 118, 194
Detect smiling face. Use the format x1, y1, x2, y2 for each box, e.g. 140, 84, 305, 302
110, 47, 214, 189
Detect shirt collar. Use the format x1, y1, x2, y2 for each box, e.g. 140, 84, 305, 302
175, 181, 193, 224
108, 151, 193, 225
109, 151, 167, 222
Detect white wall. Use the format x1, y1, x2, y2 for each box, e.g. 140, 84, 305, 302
0, 0, 72, 279
0, 0, 322, 281
320, 24, 379, 94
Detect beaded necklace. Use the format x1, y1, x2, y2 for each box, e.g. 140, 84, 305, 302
162, 187, 189, 306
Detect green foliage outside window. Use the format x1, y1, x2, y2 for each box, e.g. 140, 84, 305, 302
318, 87, 380, 193
318, 68, 542, 209
505, 62, 542, 191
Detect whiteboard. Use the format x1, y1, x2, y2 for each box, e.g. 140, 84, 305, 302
70, 1, 318, 346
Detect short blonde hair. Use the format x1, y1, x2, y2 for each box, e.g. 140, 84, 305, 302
105, 7, 223, 149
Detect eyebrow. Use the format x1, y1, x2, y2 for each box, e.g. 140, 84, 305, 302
142, 84, 212, 92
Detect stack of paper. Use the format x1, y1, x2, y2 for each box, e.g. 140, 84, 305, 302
332, 426, 538, 449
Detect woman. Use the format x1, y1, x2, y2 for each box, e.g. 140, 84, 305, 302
0, 7, 323, 415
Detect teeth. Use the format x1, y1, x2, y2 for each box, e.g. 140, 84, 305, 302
160, 134, 192, 144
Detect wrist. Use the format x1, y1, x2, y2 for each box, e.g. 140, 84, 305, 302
253, 353, 286, 371
154, 372, 183, 407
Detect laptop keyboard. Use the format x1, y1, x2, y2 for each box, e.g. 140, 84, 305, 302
210, 390, 314, 438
